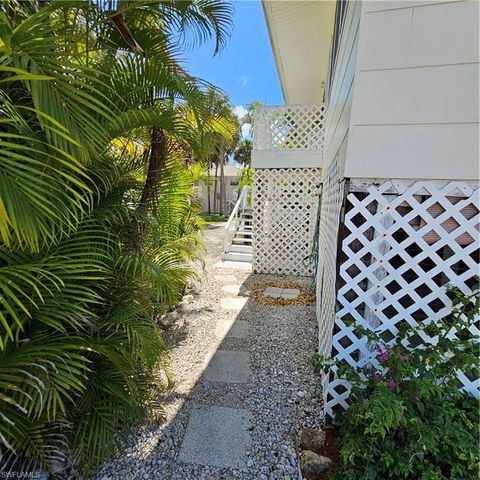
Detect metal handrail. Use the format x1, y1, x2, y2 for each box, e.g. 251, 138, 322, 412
223, 185, 250, 253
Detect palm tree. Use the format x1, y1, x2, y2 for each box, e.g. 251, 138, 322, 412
233, 138, 253, 166
200, 89, 239, 215
0, 0, 234, 475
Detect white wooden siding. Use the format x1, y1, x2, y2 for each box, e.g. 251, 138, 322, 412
322, 1, 362, 176
345, 0, 480, 181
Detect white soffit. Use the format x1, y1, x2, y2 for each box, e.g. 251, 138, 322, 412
263, 0, 336, 104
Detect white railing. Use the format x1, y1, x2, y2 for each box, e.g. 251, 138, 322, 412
223, 185, 249, 253
252, 104, 327, 152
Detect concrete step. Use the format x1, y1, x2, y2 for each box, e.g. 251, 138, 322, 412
222, 252, 252, 262
236, 230, 252, 237
228, 244, 252, 254
232, 238, 252, 245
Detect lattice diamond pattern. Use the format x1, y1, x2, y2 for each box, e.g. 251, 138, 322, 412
325, 180, 480, 417
253, 105, 327, 152
315, 160, 347, 400
252, 168, 320, 276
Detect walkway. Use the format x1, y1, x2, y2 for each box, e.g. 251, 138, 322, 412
95, 222, 322, 480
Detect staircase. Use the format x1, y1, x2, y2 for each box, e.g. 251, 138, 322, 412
222, 186, 253, 263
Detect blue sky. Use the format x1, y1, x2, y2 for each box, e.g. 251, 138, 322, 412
182, 0, 283, 116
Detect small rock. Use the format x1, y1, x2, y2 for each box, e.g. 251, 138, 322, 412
299, 427, 326, 452
158, 311, 180, 328
296, 390, 307, 398
177, 300, 189, 311
300, 450, 332, 476
183, 294, 195, 303
246, 458, 254, 467
290, 455, 297, 466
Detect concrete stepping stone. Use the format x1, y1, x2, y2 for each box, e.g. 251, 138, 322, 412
282, 288, 300, 298
204, 350, 250, 383
220, 297, 248, 310
264, 287, 282, 298
221, 284, 241, 295
214, 274, 237, 283
179, 405, 252, 468
264, 287, 300, 299
215, 319, 249, 339
213, 260, 252, 271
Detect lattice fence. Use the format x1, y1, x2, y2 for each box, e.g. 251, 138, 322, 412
252, 168, 321, 276
253, 104, 327, 152
315, 159, 347, 398
325, 180, 480, 417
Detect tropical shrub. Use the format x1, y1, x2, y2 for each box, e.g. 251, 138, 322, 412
0, 0, 233, 476
313, 281, 480, 480
238, 166, 254, 205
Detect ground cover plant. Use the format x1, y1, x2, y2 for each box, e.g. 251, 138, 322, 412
313, 281, 480, 480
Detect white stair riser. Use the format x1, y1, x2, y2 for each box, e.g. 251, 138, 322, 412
222, 252, 253, 262
233, 239, 252, 245
228, 245, 252, 254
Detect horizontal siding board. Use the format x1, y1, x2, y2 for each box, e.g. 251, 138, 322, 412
344, 0, 479, 180
363, 0, 463, 13
358, 1, 479, 70
351, 63, 479, 125
346, 123, 479, 180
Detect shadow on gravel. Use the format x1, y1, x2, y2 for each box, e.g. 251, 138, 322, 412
95, 267, 322, 479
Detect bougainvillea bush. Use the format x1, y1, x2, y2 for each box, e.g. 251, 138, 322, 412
313, 281, 480, 480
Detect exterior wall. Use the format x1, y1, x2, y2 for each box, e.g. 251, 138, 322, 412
322, 0, 362, 177
196, 176, 239, 214
315, 0, 479, 417
345, 0, 479, 180
316, 0, 362, 364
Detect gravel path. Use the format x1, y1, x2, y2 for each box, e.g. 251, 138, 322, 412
94, 223, 322, 480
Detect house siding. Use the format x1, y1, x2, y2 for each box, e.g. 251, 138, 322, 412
345, 0, 479, 180
316, 0, 479, 417
322, 0, 362, 177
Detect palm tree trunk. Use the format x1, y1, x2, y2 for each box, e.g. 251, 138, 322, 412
219, 139, 226, 215
207, 182, 211, 213
130, 126, 167, 248
213, 161, 219, 214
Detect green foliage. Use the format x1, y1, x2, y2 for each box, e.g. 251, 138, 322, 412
0, 0, 233, 476
233, 138, 252, 166
313, 281, 480, 480
238, 166, 254, 205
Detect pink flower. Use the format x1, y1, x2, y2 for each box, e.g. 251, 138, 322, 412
387, 379, 397, 390
373, 373, 383, 383
400, 354, 407, 361
378, 349, 391, 364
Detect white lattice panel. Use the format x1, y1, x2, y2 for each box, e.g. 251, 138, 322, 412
252, 168, 321, 276
253, 104, 327, 152
325, 180, 480, 417
315, 160, 347, 400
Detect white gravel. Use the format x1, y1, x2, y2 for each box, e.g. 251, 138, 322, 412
93, 223, 323, 480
